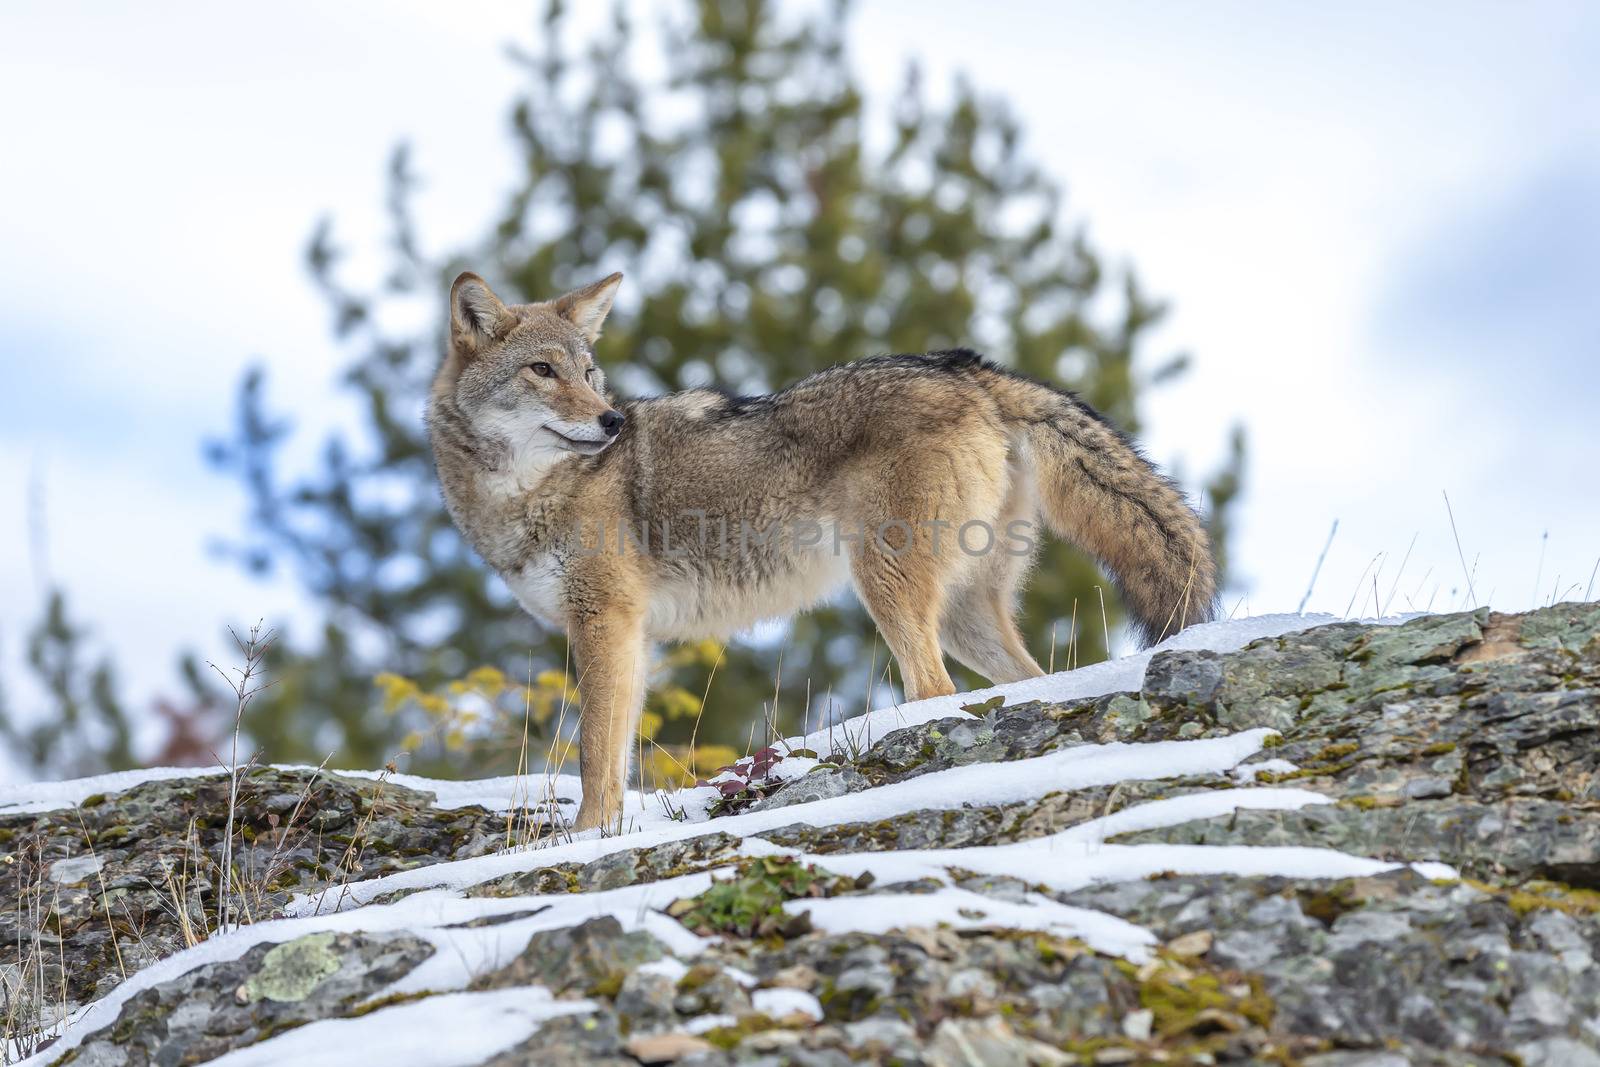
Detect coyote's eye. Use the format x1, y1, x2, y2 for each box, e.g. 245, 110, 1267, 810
529, 362, 555, 378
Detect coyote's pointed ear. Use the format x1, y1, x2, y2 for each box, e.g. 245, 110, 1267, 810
553, 272, 623, 343
450, 272, 513, 350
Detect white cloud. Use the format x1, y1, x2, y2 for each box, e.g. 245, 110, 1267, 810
852, 0, 1600, 615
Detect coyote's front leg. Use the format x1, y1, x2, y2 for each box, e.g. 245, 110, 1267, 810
571, 607, 647, 833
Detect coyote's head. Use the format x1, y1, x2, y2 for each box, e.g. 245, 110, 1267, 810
434, 272, 625, 464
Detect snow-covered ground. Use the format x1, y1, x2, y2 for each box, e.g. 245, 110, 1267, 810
12, 610, 1444, 1066
0, 610, 1370, 818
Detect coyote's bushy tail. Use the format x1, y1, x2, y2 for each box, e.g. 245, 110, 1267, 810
982, 365, 1218, 646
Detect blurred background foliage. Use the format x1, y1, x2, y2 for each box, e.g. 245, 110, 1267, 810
0, 590, 135, 777
1, 0, 1242, 780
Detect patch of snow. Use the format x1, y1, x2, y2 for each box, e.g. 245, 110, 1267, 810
201, 987, 594, 1067
767, 755, 820, 782
10, 609, 1452, 1067
292, 730, 1280, 913
1122, 1008, 1156, 1041
0, 766, 225, 815
737, 836, 796, 858
1408, 861, 1459, 881
345, 770, 577, 812
788, 611, 1353, 757
635, 957, 690, 983
793, 836, 1458, 899
752, 988, 824, 1021
682, 1013, 738, 1034
383, 877, 714, 997
721, 965, 759, 988
0, 764, 562, 817
21, 875, 711, 1067
788, 888, 1157, 959
1231, 758, 1300, 783
1054, 787, 1330, 844
0, 611, 1383, 817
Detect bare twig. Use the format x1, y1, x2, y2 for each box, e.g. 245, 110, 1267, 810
206, 622, 277, 934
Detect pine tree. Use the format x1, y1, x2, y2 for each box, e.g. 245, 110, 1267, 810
0, 589, 135, 776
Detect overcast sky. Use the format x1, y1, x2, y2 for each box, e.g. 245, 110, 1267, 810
2, 1, 1597, 765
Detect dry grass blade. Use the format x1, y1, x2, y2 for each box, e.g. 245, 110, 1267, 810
1069, 598, 1079, 672
325, 769, 395, 914
1382, 532, 1418, 617
1096, 585, 1111, 661
247, 754, 332, 921
1442, 491, 1478, 608
1155, 549, 1202, 645
70, 809, 125, 982
3, 838, 64, 1064
1342, 552, 1382, 620
1298, 519, 1339, 615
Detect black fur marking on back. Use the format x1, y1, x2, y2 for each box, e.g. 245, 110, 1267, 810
703, 389, 779, 421
696, 349, 993, 423
847, 348, 990, 375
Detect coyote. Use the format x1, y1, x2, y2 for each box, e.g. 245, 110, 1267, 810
429, 272, 1216, 830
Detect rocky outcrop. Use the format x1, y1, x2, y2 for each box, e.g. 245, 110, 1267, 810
0, 767, 507, 1021
4, 602, 1597, 1065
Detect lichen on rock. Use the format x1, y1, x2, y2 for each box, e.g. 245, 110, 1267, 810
7, 602, 1600, 1064
237, 932, 342, 1004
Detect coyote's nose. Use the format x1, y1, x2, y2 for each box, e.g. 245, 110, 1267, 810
599, 409, 625, 437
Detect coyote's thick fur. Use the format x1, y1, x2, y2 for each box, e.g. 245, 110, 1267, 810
429, 272, 1217, 829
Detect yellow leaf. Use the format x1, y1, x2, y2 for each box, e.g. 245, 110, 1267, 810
689, 744, 740, 776
638, 710, 664, 741
656, 687, 703, 721
372, 672, 420, 714
466, 665, 507, 696
400, 731, 425, 752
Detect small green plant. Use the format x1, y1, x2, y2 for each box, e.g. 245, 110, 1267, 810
665, 857, 869, 940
